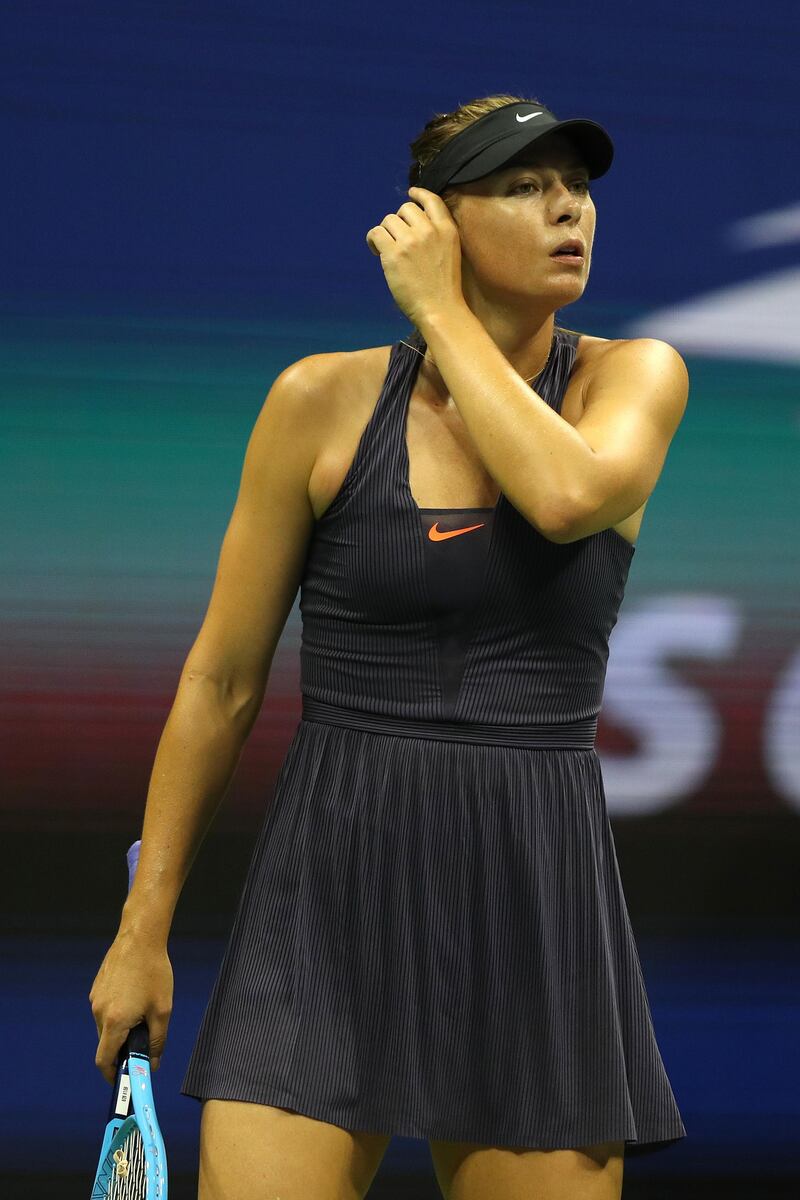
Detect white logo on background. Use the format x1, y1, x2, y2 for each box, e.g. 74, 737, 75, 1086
516, 111, 543, 122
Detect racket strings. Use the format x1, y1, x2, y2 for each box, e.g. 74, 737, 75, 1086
106, 1127, 147, 1198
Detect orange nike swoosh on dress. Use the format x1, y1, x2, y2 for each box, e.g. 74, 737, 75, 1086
428, 522, 486, 541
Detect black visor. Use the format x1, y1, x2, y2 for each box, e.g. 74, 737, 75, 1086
415, 101, 614, 194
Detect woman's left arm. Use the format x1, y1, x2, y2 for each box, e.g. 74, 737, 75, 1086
559, 336, 689, 541
420, 305, 689, 542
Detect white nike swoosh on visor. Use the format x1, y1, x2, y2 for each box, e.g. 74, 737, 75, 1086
516, 111, 543, 122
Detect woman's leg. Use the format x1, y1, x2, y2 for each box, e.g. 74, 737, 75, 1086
199, 1099, 391, 1200
428, 1137, 624, 1200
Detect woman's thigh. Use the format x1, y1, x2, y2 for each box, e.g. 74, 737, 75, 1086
198, 1099, 391, 1200
428, 1137, 624, 1200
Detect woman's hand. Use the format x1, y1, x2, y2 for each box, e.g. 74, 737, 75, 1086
89, 928, 174, 1085
366, 186, 466, 330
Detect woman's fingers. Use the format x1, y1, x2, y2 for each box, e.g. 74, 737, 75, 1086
145, 1004, 171, 1072
94, 1012, 136, 1086
366, 226, 391, 255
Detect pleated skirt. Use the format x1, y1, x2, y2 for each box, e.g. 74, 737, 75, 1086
180, 713, 687, 1156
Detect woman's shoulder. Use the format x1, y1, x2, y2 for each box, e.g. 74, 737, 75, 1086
272, 346, 389, 429
567, 329, 685, 378
569, 327, 683, 355
291, 344, 391, 391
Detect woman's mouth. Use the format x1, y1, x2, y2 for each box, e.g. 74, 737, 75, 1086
550, 252, 585, 266
550, 239, 585, 266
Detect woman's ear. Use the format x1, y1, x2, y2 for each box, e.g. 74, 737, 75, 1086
441, 187, 460, 221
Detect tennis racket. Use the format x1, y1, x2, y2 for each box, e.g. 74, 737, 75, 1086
90, 840, 169, 1198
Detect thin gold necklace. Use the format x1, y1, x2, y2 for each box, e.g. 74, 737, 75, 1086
398, 331, 555, 387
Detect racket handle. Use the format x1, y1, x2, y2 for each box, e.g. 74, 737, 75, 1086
127, 1020, 150, 1057
126, 839, 142, 893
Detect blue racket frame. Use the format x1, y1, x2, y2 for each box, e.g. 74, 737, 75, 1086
90, 840, 168, 1198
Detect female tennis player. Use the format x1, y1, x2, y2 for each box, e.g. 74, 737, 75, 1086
89, 93, 689, 1200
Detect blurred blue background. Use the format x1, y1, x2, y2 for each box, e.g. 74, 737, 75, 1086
2, 1, 799, 1195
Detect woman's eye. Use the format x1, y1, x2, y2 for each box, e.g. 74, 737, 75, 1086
512, 179, 590, 195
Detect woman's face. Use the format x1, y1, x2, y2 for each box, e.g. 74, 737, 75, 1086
443, 131, 596, 312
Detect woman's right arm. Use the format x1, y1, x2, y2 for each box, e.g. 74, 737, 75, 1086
89, 351, 340, 1083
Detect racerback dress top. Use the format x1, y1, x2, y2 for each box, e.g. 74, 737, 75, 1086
180, 324, 687, 1159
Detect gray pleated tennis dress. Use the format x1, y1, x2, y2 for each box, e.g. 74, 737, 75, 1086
181, 324, 687, 1156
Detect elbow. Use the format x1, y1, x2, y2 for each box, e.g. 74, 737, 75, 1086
536, 490, 587, 545
182, 665, 265, 728
541, 516, 579, 545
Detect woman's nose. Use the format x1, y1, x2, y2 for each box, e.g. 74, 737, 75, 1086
550, 183, 581, 218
